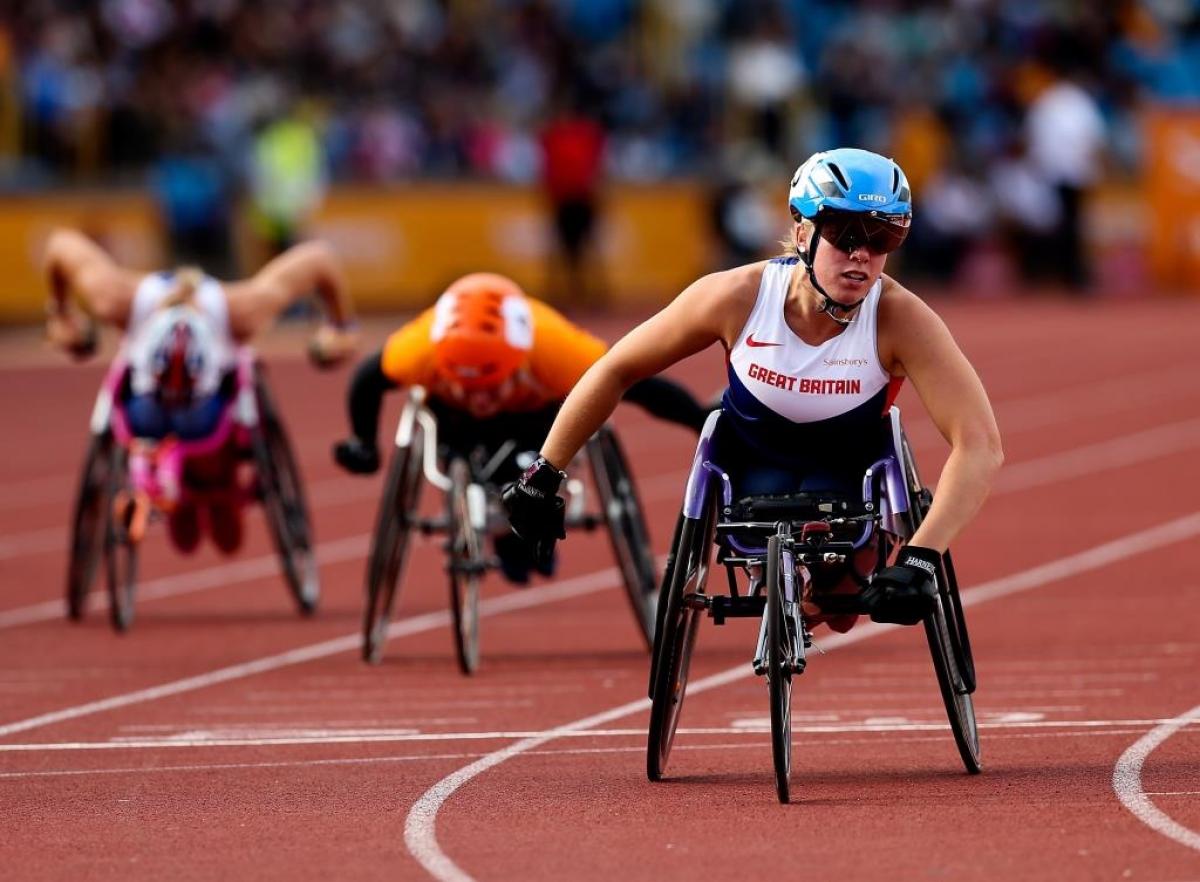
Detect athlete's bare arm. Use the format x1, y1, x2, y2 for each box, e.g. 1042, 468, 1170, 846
879, 280, 1003, 552
42, 228, 141, 335
224, 240, 357, 361
539, 263, 762, 469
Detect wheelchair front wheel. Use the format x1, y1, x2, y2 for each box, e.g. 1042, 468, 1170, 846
587, 426, 657, 650
647, 502, 713, 781
766, 534, 794, 804
925, 592, 982, 773
67, 430, 116, 620
363, 433, 424, 664
253, 377, 319, 616
447, 457, 483, 675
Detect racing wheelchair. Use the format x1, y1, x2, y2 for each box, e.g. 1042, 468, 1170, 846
65, 350, 318, 632
361, 386, 658, 674
647, 406, 978, 803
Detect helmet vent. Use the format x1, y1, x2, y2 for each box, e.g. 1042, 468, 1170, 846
828, 162, 850, 191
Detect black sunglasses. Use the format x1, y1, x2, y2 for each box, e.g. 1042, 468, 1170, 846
817, 210, 911, 255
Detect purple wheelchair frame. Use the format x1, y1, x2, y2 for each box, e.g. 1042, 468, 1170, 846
681, 405, 917, 556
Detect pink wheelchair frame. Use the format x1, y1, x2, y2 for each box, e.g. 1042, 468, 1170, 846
67, 347, 319, 631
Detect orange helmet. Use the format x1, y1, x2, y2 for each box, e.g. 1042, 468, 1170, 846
430, 273, 534, 391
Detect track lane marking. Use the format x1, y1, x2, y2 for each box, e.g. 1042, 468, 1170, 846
0, 565, 619, 738
0, 717, 1191, 753
404, 510, 1200, 882
0, 730, 1168, 782
1113, 703, 1200, 852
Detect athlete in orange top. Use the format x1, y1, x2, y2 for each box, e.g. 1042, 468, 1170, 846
333, 272, 708, 582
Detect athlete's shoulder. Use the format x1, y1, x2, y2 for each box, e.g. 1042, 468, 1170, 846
878, 274, 937, 325
686, 259, 772, 309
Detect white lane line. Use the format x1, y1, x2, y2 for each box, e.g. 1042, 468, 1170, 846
0, 728, 1171, 783
0, 565, 619, 739
0, 533, 370, 628
0, 717, 1191, 753
404, 509, 1200, 882
995, 418, 1200, 494
1113, 703, 1200, 852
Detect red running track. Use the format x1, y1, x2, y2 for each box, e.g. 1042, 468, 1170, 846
1, 300, 1199, 881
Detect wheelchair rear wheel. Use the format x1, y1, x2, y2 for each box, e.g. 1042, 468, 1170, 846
447, 457, 483, 675
67, 430, 116, 620
925, 592, 982, 773
363, 431, 424, 664
647, 501, 713, 781
766, 535, 794, 803
102, 447, 137, 633
253, 377, 319, 615
587, 426, 657, 650
903, 437, 976, 692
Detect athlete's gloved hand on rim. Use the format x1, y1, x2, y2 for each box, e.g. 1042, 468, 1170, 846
861, 545, 940, 626
501, 456, 567, 568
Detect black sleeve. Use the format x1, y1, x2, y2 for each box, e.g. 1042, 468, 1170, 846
347, 349, 398, 448
621, 375, 712, 434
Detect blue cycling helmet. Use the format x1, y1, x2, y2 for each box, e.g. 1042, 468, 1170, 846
788, 147, 912, 223
786, 148, 913, 325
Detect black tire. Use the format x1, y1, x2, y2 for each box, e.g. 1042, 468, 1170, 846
925, 592, 982, 773
766, 534, 794, 803
103, 446, 137, 633
900, 427, 981, 770
253, 376, 319, 615
902, 433, 976, 693
648, 513, 686, 699
66, 430, 115, 620
647, 500, 713, 781
588, 426, 657, 650
362, 431, 424, 664
447, 457, 483, 675
940, 548, 976, 693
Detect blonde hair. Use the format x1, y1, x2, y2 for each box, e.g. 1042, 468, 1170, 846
162, 267, 204, 308
778, 219, 813, 259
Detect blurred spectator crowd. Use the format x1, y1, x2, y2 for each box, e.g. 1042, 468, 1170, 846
1, 0, 1198, 284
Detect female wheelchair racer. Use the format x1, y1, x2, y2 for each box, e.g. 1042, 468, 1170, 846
44, 229, 357, 630
332, 273, 709, 671
504, 148, 1004, 800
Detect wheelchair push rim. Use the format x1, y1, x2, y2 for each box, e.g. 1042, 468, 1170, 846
67, 429, 116, 621
362, 431, 424, 664
446, 457, 483, 675
253, 376, 319, 616
102, 445, 138, 633
587, 426, 658, 651
647, 502, 713, 781
925, 593, 982, 773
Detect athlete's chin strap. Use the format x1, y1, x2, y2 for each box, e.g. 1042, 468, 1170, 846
801, 220, 868, 327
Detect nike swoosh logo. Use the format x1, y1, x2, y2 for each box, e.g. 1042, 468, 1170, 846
746, 334, 782, 348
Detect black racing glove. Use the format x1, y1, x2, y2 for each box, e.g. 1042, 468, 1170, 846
861, 545, 940, 626
501, 456, 567, 569
333, 437, 381, 475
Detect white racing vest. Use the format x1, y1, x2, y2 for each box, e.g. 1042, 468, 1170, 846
721, 257, 901, 469
124, 271, 235, 399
